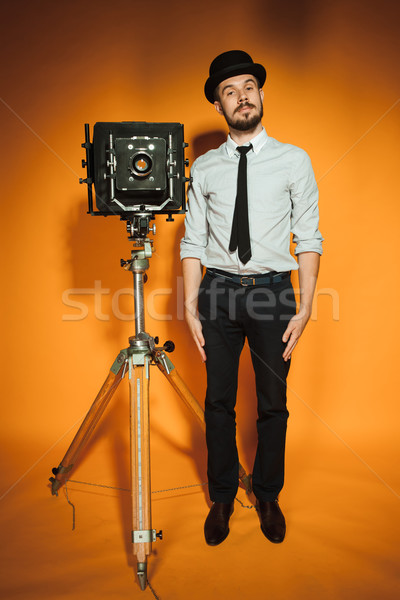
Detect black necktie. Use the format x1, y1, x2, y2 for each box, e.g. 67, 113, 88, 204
229, 144, 253, 264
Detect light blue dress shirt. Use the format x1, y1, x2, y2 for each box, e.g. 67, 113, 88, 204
180, 128, 323, 274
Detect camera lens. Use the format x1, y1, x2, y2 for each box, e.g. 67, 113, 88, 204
130, 152, 153, 177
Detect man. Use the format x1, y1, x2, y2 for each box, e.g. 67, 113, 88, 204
180, 50, 323, 546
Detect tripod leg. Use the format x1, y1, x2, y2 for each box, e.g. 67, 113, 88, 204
130, 357, 152, 591
154, 351, 253, 495
49, 351, 127, 495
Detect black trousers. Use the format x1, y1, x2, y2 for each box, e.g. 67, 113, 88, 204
198, 270, 297, 503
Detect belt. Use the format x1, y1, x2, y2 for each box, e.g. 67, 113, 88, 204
207, 268, 291, 287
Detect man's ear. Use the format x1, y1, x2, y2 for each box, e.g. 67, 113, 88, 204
214, 101, 223, 116
259, 88, 264, 103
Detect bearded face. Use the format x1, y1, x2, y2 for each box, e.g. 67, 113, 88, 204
214, 74, 264, 134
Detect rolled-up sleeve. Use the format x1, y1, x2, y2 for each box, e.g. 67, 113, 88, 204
290, 150, 324, 255
180, 161, 209, 261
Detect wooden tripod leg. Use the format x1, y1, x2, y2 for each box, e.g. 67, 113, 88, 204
50, 353, 126, 495
155, 353, 253, 495
130, 358, 152, 591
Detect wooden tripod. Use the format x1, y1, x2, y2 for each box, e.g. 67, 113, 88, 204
49, 224, 252, 590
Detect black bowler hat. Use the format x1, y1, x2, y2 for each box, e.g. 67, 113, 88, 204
204, 50, 267, 103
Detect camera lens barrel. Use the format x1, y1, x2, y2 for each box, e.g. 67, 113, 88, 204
130, 152, 153, 177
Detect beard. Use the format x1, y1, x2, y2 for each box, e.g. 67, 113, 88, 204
222, 102, 264, 131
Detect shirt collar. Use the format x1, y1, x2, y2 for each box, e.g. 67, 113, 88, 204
226, 127, 269, 157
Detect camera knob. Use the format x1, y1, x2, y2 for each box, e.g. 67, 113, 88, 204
163, 341, 175, 353
156, 530, 163, 540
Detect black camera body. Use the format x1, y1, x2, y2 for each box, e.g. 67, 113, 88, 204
81, 121, 189, 218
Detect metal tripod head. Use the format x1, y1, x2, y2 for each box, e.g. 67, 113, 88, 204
120, 213, 171, 355
120, 213, 154, 339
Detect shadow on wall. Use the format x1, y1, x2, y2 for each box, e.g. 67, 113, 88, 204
191, 130, 227, 158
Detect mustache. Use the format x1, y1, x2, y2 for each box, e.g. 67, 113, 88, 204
235, 102, 256, 113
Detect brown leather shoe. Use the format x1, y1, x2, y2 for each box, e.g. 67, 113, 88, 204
204, 502, 234, 546
256, 499, 286, 543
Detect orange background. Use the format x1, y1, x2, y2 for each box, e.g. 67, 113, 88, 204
1, 1, 399, 598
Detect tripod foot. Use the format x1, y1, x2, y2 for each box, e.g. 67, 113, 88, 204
49, 465, 73, 496
240, 472, 253, 495
137, 562, 147, 590
49, 476, 60, 496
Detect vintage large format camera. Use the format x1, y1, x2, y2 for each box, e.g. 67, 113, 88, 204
80, 121, 189, 220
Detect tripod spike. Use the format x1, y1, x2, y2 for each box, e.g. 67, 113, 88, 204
137, 562, 147, 590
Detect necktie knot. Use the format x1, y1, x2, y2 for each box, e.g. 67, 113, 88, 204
237, 144, 252, 156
